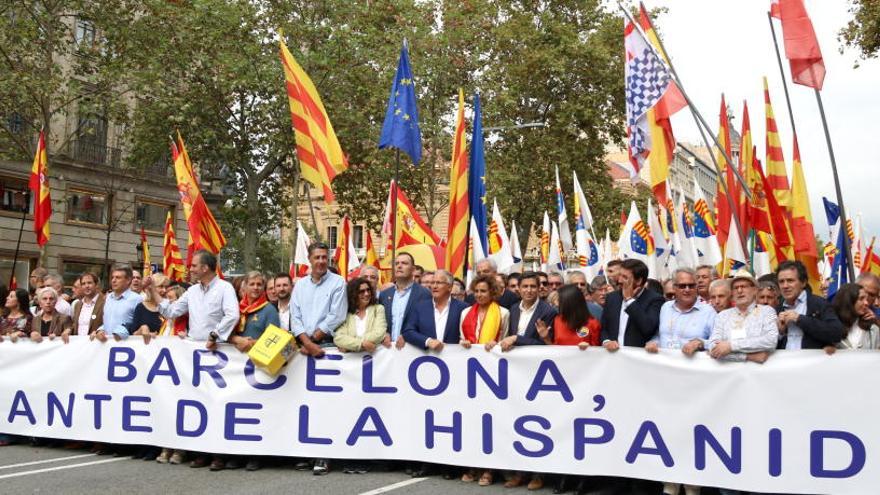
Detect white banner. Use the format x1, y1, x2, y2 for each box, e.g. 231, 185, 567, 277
0, 337, 875, 494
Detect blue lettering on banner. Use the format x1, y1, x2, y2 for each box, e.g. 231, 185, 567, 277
810, 430, 866, 479
224, 402, 262, 441
107, 347, 136, 382
424, 410, 462, 452
193, 350, 228, 388
694, 425, 741, 474
47, 392, 75, 428
467, 357, 508, 399
408, 356, 450, 396
7, 390, 36, 425
525, 360, 573, 402
244, 361, 287, 390
513, 415, 553, 458
362, 355, 396, 394
122, 396, 152, 433
769, 428, 783, 477
306, 354, 343, 393
573, 417, 615, 460
346, 407, 392, 446
626, 421, 674, 467
84, 394, 111, 429
147, 348, 181, 386
176, 400, 207, 437
297, 405, 331, 445
482, 413, 494, 454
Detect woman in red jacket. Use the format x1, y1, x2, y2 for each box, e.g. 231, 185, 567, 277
537, 284, 600, 348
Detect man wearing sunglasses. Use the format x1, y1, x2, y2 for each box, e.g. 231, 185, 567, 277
646, 268, 715, 356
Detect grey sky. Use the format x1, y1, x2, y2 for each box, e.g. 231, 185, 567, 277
644, 0, 879, 241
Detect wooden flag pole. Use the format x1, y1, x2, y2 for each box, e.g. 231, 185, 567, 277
766, 12, 854, 281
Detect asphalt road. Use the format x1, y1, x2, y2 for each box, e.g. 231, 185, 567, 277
0, 443, 560, 495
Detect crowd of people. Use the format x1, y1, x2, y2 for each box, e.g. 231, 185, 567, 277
2, 243, 878, 495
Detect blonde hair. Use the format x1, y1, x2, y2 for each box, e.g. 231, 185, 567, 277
145, 273, 170, 304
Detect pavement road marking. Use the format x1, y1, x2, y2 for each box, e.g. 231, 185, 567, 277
0, 457, 127, 480
0, 453, 96, 471
358, 477, 428, 495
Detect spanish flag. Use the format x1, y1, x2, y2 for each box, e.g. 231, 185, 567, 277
28, 130, 51, 247
790, 134, 821, 291
171, 133, 227, 261
279, 33, 348, 203
163, 212, 186, 282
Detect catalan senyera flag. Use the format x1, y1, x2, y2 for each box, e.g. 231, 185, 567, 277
445, 89, 469, 279
163, 212, 186, 283
714, 95, 737, 247
279, 34, 348, 203
28, 130, 51, 247
636, 6, 686, 205
737, 101, 754, 235
171, 133, 227, 262
789, 134, 821, 291
140, 227, 151, 276
763, 77, 792, 212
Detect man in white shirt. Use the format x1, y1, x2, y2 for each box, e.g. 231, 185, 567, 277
709, 270, 778, 363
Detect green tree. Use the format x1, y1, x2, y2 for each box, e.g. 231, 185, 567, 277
841, 0, 880, 60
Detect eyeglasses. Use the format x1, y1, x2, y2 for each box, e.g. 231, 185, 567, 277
539, 281, 548, 286
675, 283, 697, 290
576, 283, 586, 288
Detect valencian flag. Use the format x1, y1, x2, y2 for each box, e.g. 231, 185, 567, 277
823, 198, 848, 299
163, 212, 186, 283
378, 41, 422, 165
279, 34, 348, 203
693, 179, 723, 267
28, 130, 51, 247
446, 89, 469, 279
171, 133, 226, 264
774, 0, 825, 90
573, 172, 600, 279
140, 227, 151, 276
467, 93, 488, 265
674, 188, 699, 270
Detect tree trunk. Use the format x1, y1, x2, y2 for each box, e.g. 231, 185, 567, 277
242, 176, 260, 271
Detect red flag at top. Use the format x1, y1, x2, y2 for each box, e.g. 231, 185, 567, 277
776, 0, 825, 90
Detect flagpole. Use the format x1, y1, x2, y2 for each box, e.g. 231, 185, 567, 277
391, 150, 400, 263
8, 205, 28, 288
304, 183, 321, 243
766, 12, 855, 281
624, 3, 748, 255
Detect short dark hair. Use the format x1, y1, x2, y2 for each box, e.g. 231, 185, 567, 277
192, 249, 218, 271
111, 263, 133, 280
607, 259, 623, 268
274, 273, 292, 284
646, 278, 664, 295
757, 273, 778, 284
413, 265, 424, 273
558, 284, 594, 330
307, 241, 330, 257
346, 277, 377, 313
777, 260, 808, 284
520, 271, 540, 284
395, 252, 415, 265
507, 273, 521, 283
620, 259, 649, 284
79, 272, 101, 286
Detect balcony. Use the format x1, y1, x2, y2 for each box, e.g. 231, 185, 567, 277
67, 138, 121, 168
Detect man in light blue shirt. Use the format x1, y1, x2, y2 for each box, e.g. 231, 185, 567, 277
646, 268, 715, 356
93, 264, 141, 341
291, 242, 347, 358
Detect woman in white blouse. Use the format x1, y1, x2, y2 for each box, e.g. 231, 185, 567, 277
829, 283, 878, 351
334, 277, 388, 352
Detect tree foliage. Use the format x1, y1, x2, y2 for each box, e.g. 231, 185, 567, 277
840, 0, 880, 61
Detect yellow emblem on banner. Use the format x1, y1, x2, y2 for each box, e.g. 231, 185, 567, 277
247, 324, 294, 376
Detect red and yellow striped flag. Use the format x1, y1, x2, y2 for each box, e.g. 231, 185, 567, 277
171, 133, 227, 263
714, 95, 737, 247
737, 102, 754, 235
789, 134, 821, 291
763, 77, 792, 212
279, 35, 348, 204
140, 227, 151, 276
445, 89, 469, 279
163, 211, 186, 282
28, 130, 51, 247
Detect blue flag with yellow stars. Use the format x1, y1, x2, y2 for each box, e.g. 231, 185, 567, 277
467, 93, 488, 259
378, 41, 422, 165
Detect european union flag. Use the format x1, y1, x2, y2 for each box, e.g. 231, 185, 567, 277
378, 42, 422, 165
823, 197, 849, 299
468, 93, 488, 259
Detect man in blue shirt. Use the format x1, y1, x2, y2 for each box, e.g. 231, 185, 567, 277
291, 242, 347, 358
380, 252, 431, 349
92, 264, 141, 341
646, 267, 715, 356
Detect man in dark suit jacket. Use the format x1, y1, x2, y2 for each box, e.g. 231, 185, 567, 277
71, 273, 105, 335
464, 258, 520, 310
500, 272, 557, 350
600, 259, 664, 350
775, 260, 844, 349
402, 269, 467, 348
379, 253, 433, 349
